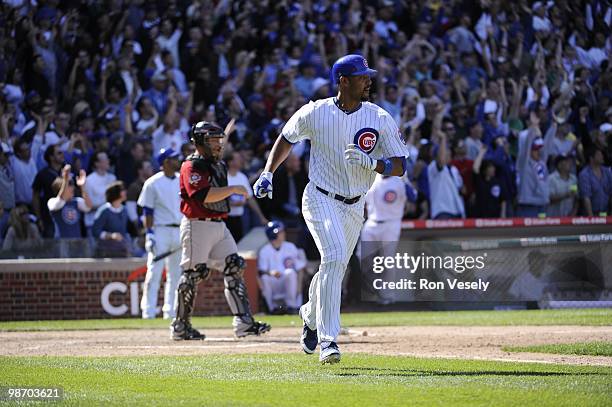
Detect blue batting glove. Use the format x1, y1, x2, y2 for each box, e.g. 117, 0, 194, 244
253, 171, 273, 199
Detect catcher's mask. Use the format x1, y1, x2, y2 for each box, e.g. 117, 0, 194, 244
190, 121, 225, 162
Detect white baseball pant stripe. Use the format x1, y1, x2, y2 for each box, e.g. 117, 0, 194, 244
300, 182, 365, 343
141, 226, 182, 318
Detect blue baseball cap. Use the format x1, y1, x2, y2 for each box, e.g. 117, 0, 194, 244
157, 148, 179, 166
265, 220, 285, 241
331, 54, 377, 85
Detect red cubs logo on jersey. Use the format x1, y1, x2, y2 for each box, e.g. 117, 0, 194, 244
383, 190, 397, 203
283, 258, 295, 269
61, 205, 79, 225
354, 128, 379, 154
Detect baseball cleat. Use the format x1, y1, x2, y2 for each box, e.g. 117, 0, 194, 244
319, 341, 341, 364
301, 323, 318, 354
235, 321, 271, 338
171, 322, 206, 341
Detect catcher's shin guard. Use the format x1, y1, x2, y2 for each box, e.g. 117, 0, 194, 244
171, 264, 209, 340
223, 254, 252, 321
223, 254, 271, 337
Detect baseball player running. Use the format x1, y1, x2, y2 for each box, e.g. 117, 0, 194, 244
171, 121, 270, 340
254, 54, 408, 364
137, 148, 182, 319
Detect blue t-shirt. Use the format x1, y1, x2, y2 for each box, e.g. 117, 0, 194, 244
50, 198, 83, 238
92, 203, 129, 239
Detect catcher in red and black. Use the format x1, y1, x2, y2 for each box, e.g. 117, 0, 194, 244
171, 120, 271, 340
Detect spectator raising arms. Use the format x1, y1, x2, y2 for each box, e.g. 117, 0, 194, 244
47, 164, 92, 238
427, 104, 465, 219
516, 113, 550, 217
0, 0, 611, 256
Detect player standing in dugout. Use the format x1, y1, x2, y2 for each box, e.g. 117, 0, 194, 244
254, 54, 409, 364
171, 120, 271, 340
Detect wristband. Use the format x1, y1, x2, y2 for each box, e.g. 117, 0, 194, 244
146, 228, 154, 235
382, 158, 393, 176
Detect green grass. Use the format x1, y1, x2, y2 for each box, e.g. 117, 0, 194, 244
1, 308, 610, 332
504, 342, 612, 357
0, 355, 609, 406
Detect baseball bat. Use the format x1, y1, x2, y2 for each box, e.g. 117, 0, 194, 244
152, 247, 182, 262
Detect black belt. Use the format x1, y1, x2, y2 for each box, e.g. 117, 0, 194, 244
197, 218, 223, 222
158, 224, 180, 227
316, 186, 361, 205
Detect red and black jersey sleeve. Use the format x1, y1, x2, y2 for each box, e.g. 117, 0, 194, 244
180, 159, 210, 201
179, 159, 210, 217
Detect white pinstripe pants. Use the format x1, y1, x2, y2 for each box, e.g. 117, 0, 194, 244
300, 182, 365, 343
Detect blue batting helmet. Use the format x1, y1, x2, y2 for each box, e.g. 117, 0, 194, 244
330, 54, 377, 85
265, 220, 285, 241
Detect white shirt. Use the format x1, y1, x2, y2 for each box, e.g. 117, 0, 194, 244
152, 126, 186, 160
137, 171, 182, 226
84, 171, 117, 226
257, 241, 307, 273
282, 98, 408, 197
48, 196, 90, 212
120, 70, 135, 99
156, 29, 182, 67
227, 171, 252, 217
533, 16, 552, 32
135, 115, 158, 135
365, 174, 407, 222
10, 155, 37, 204
465, 137, 482, 161
427, 161, 466, 218
374, 20, 398, 39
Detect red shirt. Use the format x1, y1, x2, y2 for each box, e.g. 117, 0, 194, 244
179, 157, 229, 219
451, 158, 474, 196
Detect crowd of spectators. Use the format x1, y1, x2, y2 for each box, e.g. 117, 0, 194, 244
0, 0, 611, 255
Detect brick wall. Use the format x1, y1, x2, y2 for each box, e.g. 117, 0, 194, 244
0, 258, 260, 321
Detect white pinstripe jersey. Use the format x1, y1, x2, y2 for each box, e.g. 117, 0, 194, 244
281, 97, 408, 197
365, 174, 408, 222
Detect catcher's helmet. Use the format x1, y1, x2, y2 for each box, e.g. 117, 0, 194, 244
331, 54, 377, 86
190, 121, 225, 161
190, 121, 224, 145
265, 220, 285, 241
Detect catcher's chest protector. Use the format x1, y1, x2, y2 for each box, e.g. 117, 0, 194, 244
188, 154, 230, 214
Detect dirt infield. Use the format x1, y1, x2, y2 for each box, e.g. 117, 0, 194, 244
2, 325, 611, 366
